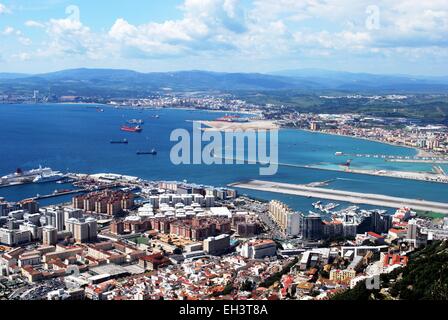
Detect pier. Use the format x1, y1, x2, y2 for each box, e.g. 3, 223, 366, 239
32, 189, 86, 201
229, 180, 448, 214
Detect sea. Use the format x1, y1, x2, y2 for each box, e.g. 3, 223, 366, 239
1, 103, 447, 214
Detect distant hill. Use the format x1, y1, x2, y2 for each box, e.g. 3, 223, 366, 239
0, 73, 31, 79
0, 68, 447, 97
271, 68, 448, 93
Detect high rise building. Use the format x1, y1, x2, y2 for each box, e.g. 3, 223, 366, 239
42, 226, 58, 246
302, 213, 323, 241
357, 211, 392, 235
63, 208, 84, 227
66, 218, 97, 243
19, 199, 39, 214
205, 195, 215, 208
203, 234, 231, 255
269, 200, 301, 236
43, 207, 65, 231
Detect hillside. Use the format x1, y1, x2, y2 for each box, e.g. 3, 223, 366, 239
332, 241, 448, 300
1, 68, 448, 97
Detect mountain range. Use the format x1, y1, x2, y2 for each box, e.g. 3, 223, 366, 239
1, 68, 448, 97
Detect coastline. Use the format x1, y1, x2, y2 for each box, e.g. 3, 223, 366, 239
54, 102, 261, 116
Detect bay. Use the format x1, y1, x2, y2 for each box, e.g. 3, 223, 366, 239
0, 103, 447, 213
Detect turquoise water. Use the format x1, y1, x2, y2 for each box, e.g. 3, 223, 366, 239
0, 104, 447, 213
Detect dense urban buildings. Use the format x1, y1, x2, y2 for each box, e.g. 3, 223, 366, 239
1, 171, 446, 301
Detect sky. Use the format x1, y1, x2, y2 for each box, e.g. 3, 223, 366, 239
0, 0, 447, 75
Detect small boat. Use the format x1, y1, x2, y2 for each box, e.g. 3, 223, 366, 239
137, 148, 157, 155
110, 139, 129, 144
52, 189, 72, 195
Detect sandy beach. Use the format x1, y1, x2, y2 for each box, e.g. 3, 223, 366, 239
198, 120, 279, 132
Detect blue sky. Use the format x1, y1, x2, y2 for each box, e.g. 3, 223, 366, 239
0, 0, 447, 75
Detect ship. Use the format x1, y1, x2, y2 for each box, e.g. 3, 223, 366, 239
33, 171, 65, 183
127, 119, 144, 125
110, 139, 129, 144
53, 189, 71, 195
121, 125, 143, 133
0, 166, 62, 185
137, 148, 157, 155
335, 152, 344, 156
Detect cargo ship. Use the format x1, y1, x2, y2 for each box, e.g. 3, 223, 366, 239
121, 125, 143, 133
110, 139, 128, 144
137, 148, 157, 155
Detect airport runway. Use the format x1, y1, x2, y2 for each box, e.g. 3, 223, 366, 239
229, 180, 448, 214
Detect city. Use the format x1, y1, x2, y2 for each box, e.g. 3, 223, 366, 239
1, 0, 448, 314
1, 171, 447, 301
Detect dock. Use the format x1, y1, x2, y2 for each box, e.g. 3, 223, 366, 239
229, 180, 448, 214
31, 189, 86, 201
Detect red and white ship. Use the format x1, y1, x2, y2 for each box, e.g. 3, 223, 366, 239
121, 125, 143, 133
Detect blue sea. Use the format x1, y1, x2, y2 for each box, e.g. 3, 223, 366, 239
1, 104, 447, 213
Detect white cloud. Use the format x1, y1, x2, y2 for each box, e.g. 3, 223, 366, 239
25, 20, 45, 28
42, 17, 107, 59
12, 52, 31, 61
108, 0, 247, 58
0, 3, 11, 14
18, 37, 32, 46
5, 0, 448, 71
2, 26, 15, 35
